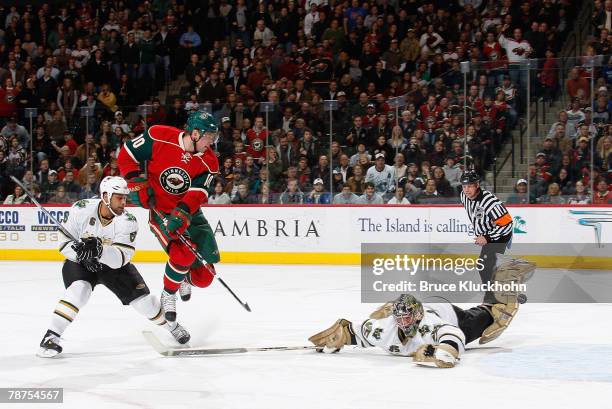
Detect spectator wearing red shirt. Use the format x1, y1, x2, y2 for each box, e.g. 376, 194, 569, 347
0, 78, 17, 122
247, 61, 269, 92
538, 49, 558, 102
566, 67, 591, 100
246, 117, 268, 161
592, 179, 612, 204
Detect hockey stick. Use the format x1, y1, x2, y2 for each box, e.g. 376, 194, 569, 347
143, 331, 316, 357
9, 175, 78, 241
151, 208, 252, 312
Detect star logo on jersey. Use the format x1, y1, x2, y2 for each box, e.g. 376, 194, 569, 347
160, 167, 191, 195
181, 152, 192, 164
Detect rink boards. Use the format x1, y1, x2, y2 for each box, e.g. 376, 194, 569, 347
0, 204, 611, 268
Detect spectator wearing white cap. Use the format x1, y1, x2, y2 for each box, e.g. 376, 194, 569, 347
365, 152, 394, 194
305, 178, 331, 204
506, 178, 530, 204
111, 111, 131, 134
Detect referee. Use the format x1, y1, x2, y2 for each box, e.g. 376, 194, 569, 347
459, 171, 513, 305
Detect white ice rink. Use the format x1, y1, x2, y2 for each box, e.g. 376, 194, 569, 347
1, 261, 611, 409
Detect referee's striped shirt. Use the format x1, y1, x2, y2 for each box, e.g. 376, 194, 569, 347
460, 189, 513, 242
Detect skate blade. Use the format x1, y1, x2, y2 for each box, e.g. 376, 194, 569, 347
37, 348, 60, 358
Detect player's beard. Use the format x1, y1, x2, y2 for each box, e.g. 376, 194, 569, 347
112, 205, 125, 215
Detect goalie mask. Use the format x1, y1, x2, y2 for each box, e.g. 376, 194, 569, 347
392, 294, 424, 337
99, 176, 130, 217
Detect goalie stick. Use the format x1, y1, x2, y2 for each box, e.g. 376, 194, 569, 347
142, 331, 316, 356
9, 176, 78, 241
151, 207, 251, 312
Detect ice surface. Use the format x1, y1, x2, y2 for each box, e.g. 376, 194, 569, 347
0, 261, 610, 409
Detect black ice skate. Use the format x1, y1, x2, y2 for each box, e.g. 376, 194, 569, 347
37, 330, 62, 358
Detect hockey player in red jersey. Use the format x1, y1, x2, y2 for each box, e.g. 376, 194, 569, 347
117, 111, 220, 322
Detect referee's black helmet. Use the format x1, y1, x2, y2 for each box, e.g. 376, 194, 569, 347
460, 171, 480, 185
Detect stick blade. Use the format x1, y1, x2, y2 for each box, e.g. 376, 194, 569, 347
142, 331, 315, 357
142, 331, 173, 356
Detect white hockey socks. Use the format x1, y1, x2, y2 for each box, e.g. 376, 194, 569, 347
49, 280, 93, 336
130, 294, 176, 331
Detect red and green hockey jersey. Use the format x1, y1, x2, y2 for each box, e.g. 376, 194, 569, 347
117, 125, 219, 214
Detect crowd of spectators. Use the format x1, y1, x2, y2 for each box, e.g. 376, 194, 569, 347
0, 0, 608, 206
505, 0, 612, 205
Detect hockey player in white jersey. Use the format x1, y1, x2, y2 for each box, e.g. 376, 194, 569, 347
37, 176, 190, 358
309, 293, 516, 368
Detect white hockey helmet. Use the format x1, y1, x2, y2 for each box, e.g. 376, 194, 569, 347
100, 176, 130, 199
100, 176, 129, 216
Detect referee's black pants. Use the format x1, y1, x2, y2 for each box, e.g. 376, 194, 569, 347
478, 238, 511, 304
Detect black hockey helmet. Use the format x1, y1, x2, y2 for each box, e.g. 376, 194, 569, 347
460, 170, 480, 185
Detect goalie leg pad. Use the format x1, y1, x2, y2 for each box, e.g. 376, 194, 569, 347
479, 302, 519, 344
414, 343, 459, 368
493, 258, 536, 284
308, 319, 356, 352
492, 258, 535, 304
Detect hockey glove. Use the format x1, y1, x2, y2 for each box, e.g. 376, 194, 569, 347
72, 237, 103, 262
413, 343, 459, 368
81, 259, 104, 273
127, 177, 155, 209
308, 319, 357, 353
165, 206, 192, 240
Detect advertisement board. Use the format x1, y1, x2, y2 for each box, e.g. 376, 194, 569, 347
1, 205, 611, 268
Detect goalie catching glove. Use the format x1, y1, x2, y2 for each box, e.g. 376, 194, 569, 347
308, 319, 357, 353
413, 343, 459, 368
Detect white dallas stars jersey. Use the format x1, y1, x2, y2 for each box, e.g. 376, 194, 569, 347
354, 303, 466, 357
59, 199, 138, 269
